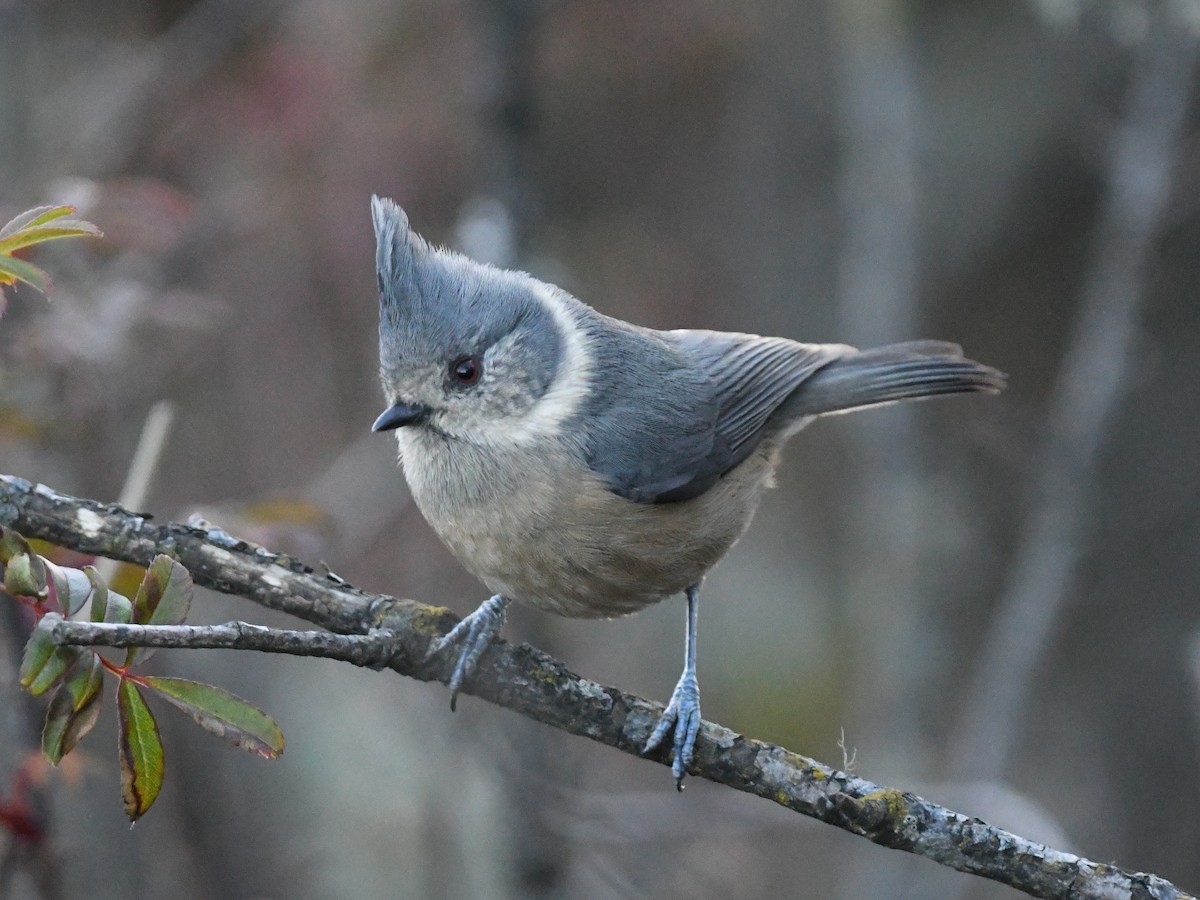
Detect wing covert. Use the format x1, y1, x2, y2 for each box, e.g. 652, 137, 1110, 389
581, 327, 847, 504
668, 329, 848, 456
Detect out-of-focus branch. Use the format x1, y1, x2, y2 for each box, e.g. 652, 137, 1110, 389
94, 400, 175, 585
830, 0, 926, 778
952, 6, 1200, 779
1, 475, 1195, 900
54, 0, 287, 176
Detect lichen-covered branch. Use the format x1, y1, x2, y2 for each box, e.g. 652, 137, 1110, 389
0, 474, 1193, 900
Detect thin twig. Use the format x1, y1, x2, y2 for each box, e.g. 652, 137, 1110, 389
46, 617, 393, 666
0, 474, 1194, 900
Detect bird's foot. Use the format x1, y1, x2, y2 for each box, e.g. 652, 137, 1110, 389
424, 594, 510, 710
643, 668, 701, 790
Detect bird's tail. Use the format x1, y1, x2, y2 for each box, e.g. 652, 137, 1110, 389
785, 340, 1006, 417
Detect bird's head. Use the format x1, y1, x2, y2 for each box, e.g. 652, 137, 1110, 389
370, 196, 590, 446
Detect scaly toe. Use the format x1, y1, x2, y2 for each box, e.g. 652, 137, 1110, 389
425, 595, 509, 710
643, 674, 701, 788
671, 700, 701, 789
643, 705, 678, 756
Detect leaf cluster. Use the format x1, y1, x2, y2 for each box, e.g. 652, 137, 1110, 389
0, 205, 102, 315
2, 527, 284, 823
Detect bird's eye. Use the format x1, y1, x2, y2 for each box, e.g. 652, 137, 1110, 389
450, 355, 483, 387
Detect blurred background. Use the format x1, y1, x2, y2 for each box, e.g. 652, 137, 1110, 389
2, 0, 1199, 897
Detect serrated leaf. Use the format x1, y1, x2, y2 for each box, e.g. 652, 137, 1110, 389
28, 647, 81, 696
70, 652, 105, 710
0, 255, 51, 294
19, 616, 56, 687
43, 655, 105, 764
117, 679, 164, 822
4, 554, 44, 602
128, 556, 191, 666
87, 567, 132, 625
0, 222, 104, 255
86, 566, 110, 620
0, 205, 74, 239
141, 676, 284, 759
3, 536, 47, 599
0, 527, 32, 563
20, 617, 80, 696
44, 561, 94, 617
104, 593, 133, 623
132, 556, 191, 626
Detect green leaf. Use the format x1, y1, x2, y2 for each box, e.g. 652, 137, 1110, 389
141, 676, 284, 759
0, 222, 104, 255
128, 556, 192, 666
88, 567, 132, 624
5, 552, 42, 598
0, 205, 100, 300
28, 647, 81, 696
43, 655, 105, 765
132, 556, 192, 626
117, 679, 164, 822
0, 254, 51, 294
0, 205, 75, 239
19, 616, 57, 688
3, 534, 47, 598
44, 561, 94, 617
19, 617, 80, 696
0, 527, 32, 563
104, 593, 133, 624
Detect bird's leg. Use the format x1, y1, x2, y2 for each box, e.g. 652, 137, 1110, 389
643, 583, 702, 789
425, 594, 511, 711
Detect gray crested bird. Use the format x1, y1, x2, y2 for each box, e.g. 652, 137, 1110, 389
369, 196, 1005, 787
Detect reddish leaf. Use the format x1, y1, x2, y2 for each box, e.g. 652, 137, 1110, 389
132, 556, 191, 626
128, 556, 191, 666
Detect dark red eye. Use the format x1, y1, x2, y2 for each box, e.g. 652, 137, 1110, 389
450, 355, 482, 386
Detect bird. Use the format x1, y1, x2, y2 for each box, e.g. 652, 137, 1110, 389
368, 195, 1005, 787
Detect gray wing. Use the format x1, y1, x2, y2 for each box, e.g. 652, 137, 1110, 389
582, 328, 848, 504
670, 330, 850, 460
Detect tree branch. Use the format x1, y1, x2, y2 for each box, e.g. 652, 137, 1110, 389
44, 618, 396, 667
0, 474, 1193, 900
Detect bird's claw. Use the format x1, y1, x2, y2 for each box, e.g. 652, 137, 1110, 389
424, 594, 509, 711
643, 669, 701, 790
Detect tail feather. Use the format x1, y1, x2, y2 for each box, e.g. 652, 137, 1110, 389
785, 341, 1006, 417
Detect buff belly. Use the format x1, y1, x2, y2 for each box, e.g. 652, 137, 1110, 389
398, 432, 778, 618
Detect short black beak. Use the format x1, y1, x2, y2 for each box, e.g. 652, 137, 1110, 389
372, 402, 427, 432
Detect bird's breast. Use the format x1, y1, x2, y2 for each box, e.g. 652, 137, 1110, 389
396, 429, 775, 618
